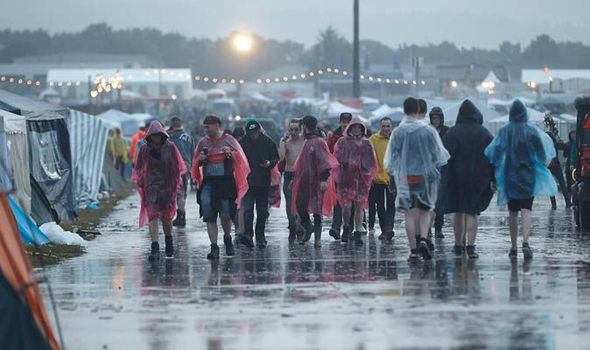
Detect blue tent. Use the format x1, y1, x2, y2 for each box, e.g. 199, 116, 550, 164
8, 196, 50, 245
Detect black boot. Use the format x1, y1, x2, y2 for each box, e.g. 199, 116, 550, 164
328, 228, 341, 240
288, 230, 297, 243
172, 210, 186, 227
551, 197, 557, 210
434, 227, 444, 239
354, 231, 363, 245
466, 245, 479, 259
300, 221, 314, 243
148, 242, 159, 260
417, 235, 433, 260
256, 232, 267, 249
207, 243, 220, 260
164, 235, 174, 258
239, 232, 255, 248
341, 226, 352, 242
224, 235, 235, 256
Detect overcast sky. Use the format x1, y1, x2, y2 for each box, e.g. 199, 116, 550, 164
2, 0, 589, 49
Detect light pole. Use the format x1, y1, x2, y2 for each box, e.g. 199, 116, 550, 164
353, 0, 360, 98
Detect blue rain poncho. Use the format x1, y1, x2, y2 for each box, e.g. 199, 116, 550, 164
384, 117, 450, 209
484, 99, 557, 206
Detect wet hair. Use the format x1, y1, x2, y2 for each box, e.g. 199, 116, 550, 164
302, 115, 318, 130
380, 117, 392, 124
290, 118, 302, 126
403, 97, 419, 115
417, 99, 427, 114
339, 112, 353, 122
170, 117, 182, 129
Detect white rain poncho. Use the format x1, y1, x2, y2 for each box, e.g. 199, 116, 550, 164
384, 118, 450, 209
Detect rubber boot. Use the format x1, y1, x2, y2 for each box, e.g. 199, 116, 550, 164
148, 242, 159, 261
164, 235, 173, 258
341, 226, 352, 242
224, 235, 235, 256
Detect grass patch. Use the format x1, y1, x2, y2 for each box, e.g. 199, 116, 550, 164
26, 182, 136, 267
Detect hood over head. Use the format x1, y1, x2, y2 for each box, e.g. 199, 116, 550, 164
509, 99, 528, 123
145, 120, 169, 143
344, 115, 367, 137
429, 106, 445, 125
456, 99, 483, 124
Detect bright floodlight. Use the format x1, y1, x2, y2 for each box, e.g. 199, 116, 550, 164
234, 35, 252, 52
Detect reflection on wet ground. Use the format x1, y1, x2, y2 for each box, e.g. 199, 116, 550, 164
40, 192, 590, 349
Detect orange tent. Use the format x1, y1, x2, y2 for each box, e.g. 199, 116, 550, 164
0, 191, 60, 349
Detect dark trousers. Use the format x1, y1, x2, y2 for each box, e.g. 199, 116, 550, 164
550, 164, 570, 206
296, 199, 322, 231
116, 156, 125, 178
368, 184, 396, 232
243, 186, 270, 236
283, 172, 299, 232
434, 212, 444, 231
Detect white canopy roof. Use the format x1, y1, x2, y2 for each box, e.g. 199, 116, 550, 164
47, 68, 192, 84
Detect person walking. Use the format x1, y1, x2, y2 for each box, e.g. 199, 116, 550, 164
279, 119, 305, 242
292, 116, 339, 247
168, 117, 196, 227
239, 119, 280, 248
333, 115, 378, 245
112, 128, 129, 179
132, 121, 186, 260
485, 99, 557, 260
384, 98, 450, 262
192, 116, 250, 259
429, 106, 450, 238
441, 100, 494, 259
544, 115, 571, 209
368, 117, 396, 241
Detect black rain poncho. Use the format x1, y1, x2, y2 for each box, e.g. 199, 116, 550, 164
441, 100, 494, 215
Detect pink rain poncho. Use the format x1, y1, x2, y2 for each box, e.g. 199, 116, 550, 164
333, 115, 378, 208
132, 121, 187, 227
191, 134, 250, 208
291, 131, 339, 216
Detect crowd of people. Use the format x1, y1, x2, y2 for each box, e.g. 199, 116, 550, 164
130, 97, 565, 263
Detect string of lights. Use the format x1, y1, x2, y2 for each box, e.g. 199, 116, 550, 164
0, 66, 428, 89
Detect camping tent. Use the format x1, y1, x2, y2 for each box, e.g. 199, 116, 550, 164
0, 109, 31, 214
67, 109, 109, 207
96, 109, 138, 138
0, 189, 59, 349
0, 90, 75, 222
8, 195, 50, 245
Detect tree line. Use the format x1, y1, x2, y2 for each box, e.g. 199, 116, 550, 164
1, 23, 589, 80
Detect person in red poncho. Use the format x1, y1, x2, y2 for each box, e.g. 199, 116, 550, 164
192, 116, 250, 260
291, 115, 339, 246
132, 121, 186, 260
333, 115, 378, 245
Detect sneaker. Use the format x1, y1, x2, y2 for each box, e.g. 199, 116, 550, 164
418, 239, 433, 260
239, 234, 255, 248
328, 228, 341, 240
434, 228, 444, 239
407, 249, 419, 263
466, 245, 479, 259
341, 226, 352, 243
224, 235, 235, 256
378, 231, 395, 241
172, 210, 186, 227
207, 244, 220, 260
148, 242, 160, 261
453, 245, 464, 257
354, 231, 363, 245
164, 235, 174, 258
522, 243, 533, 259
508, 248, 518, 259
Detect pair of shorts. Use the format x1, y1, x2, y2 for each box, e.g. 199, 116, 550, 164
508, 197, 534, 212
200, 183, 232, 222
399, 194, 432, 210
